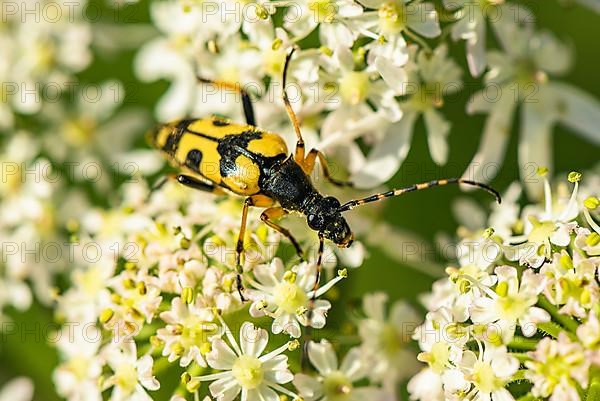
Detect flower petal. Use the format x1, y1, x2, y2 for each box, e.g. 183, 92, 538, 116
407, 3, 441, 38
351, 110, 417, 188
463, 90, 515, 185
424, 108, 450, 165
549, 82, 600, 145
519, 101, 554, 200
240, 322, 268, 358
308, 340, 338, 374
207, 338, 238, 370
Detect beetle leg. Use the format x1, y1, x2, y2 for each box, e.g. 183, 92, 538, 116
148, 174, 224, 202
302, 233, 325, 369
234, 197, 255, 302
302, 149, 354, 188
260, 207, 304, 260
196, 77, 256, 126
175, 174, 222, 193
281, 47, 306, 163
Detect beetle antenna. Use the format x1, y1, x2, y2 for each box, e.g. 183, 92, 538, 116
338, 178, 501, 212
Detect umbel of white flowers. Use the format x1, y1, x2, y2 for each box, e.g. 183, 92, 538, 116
409, 171, 600, 401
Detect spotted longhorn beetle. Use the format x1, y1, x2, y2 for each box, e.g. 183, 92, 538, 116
151, 47, 501, 329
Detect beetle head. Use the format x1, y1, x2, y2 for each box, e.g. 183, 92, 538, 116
306, 196, 353, 247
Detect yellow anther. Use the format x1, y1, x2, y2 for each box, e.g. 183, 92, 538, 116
124, 321, 138, 336
182, 287, 195, 304
180, 237, 191, 249
186, 379, 201, 392
129, 307, 144, 320
124, 261, 137, 271
283, 271, 297, 283
123, 278, 136, 289
559, 253, 574, 270
172, 342, 185, 356
256, 4, 269, 19
586, 232, 600, 247
150, 335, 164, 348
288, 339, 300, 351
99, 308, 114, 324
208, 40, 219, 54
568, 171, 582, 183
156, 222, 168, 235
200, 342, 212, 355
537, 167, 549, 177
181, 372, 191, 384
417, 351, 431, 363
483, 227, 495, 239
496, 281, 508, 297
296, 306, 308, 316
581, 289, 591, 305
136, 282, 147, 295
458, 279, 471, 294
584, 196, 599, 210
337, 268, 348, 278
320, 46, 333, 56
272, 38, 283, 51
173, 324, 184, 335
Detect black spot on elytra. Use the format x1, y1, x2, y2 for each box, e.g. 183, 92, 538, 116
163, 119, 193, 154
212, 118, 230, 127
185, 149, 203, 171
217, 131, 262, 178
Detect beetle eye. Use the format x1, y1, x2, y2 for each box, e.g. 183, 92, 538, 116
307, 213, 325, 230
323, 196, 341, 210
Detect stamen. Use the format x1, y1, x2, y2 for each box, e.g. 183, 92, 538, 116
259, 340, 292, 362
216, 314, 242, 356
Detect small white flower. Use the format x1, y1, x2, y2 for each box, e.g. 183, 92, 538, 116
407, 367, 444, 401
456, 345, 519, 401
525, 333, 590, 401
354, 0, 441, 40
157, 297, 218, 367
358, 292, 420, 390
352, 45, 462, 187
284, 0, 363, 48
294, 340, 381, 401
0, 377, 33, 401
247, 258, 345, 337
194, 320, 297, 401
53, 324, 103, 401
577, 311, 600, 366
470, 265, 549, 343
102, 342, 160, 401
463, 23, 600, 198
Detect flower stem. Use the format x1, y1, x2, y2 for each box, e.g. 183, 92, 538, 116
587, 375, 600, 401
509, 352, 531, 363
516, 393, 536, 401
537, 295, 579, 333
508, 336, 538, 351
404, 29, 432, 54
537, 321, 578, 341
509, 369, 528, 383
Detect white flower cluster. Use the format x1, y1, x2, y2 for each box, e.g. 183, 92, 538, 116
409, 171, 600, 401
51, 177, 370, 401
137, 0, 600, 192
49, 173, 433, 401
0, 0, 159, 326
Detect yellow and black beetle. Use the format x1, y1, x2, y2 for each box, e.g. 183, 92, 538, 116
151, 48, 501, 307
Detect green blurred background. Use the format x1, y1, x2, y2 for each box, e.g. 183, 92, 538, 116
1, 0, 599, 399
